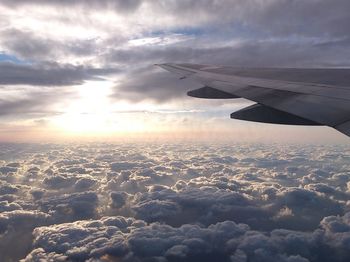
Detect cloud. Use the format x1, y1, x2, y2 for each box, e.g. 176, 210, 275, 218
0, 210, 52, 261
21, 211, 350, 262
74, 177, 98, 191
29, 189, 45, 200
0, 134, 348, 260
0, 165, 17, 175
39, 191, 99, 221
0, 182, 19, 195
0, 0, 349, 129
4, 0, 346, 40
42, 175, 76, 189
24, 217, 248, 261
0, 210, 50, 234
133, 199, 181, 222
1, 0, 142, 12
22, 248, 68, 262
25, 216, 138, 261
0, 62, 118, 86
0, 88, 75, 120
111, 66, 201, 102
110, 191, 129, 209
0, 2, 350, 259
0, 201, 22, 212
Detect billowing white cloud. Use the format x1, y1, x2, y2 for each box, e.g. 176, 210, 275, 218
22, 211, 350, 262
0, 143, 348, 261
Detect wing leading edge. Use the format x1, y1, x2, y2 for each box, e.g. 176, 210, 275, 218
157, 63, 350, 137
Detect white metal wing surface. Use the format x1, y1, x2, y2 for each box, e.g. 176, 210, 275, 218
157, 63, 350, 137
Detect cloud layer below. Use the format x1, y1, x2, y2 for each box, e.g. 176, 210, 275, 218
0, 142, 348, 261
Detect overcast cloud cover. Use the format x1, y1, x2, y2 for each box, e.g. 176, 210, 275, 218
0, 0, 350, 140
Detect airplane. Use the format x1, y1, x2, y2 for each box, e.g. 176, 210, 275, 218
157, 63, 350, 137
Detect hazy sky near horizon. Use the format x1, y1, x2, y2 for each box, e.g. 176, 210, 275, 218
1, 0, 350, 142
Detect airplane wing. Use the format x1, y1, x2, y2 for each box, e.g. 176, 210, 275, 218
157, 63, 350, 137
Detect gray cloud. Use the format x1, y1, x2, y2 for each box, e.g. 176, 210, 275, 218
0, 62, 118, 86
112, 66, 201, 102
1, 0, 350, 104
1, 0, 142, 12
110, 191, 129, 209
74, 177, 98, 191
39, 191, 99, 220
146, 0, 350, 38
0, 87, 78, 121
0, 210, 51, 261
0, 96, 60, 118
3, 0, 350, 39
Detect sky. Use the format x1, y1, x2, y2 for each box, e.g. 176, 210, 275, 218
0, 2, 350, 261
0, 0, 350, 143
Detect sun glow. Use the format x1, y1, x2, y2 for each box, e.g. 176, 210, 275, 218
52, 81, 156, 135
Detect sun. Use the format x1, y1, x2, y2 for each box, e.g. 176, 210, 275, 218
52, 81, 152, 136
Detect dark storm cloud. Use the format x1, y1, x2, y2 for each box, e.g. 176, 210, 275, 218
0, 62, 118, 86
